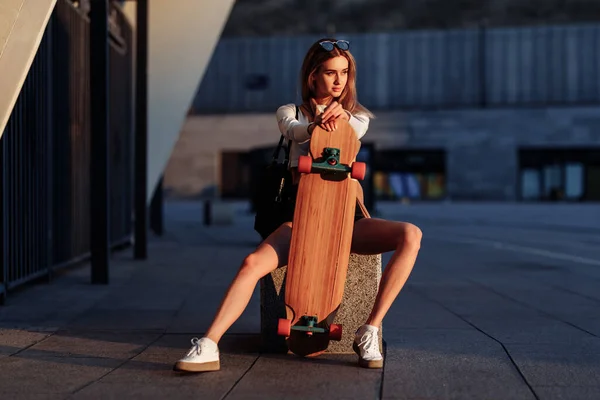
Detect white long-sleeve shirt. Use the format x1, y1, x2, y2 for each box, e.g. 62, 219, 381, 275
275, 103, 370, 167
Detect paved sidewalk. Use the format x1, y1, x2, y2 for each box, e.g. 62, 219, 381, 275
377, 201, 600, 234
0, 200, 599, 399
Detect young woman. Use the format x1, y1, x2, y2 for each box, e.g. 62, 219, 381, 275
174, 38, 422, 372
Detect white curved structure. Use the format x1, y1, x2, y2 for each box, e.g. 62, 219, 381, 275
0, 0, 56, 140
123, 0, 235, 201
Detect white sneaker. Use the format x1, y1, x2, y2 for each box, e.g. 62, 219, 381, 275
173, 337, 220, 372
352, 324, 383, 369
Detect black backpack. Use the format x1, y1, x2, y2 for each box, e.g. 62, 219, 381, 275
253, 106, 298, 240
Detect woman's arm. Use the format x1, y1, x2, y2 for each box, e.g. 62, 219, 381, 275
320, 101, 370, 139
344, 110, 370, 140
276, 104, 311, 144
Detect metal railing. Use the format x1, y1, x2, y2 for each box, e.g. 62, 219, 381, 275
51, 2, 92, 267
0, 25, 53, 290
0, 0, 134, 300
108, 6, 134, 248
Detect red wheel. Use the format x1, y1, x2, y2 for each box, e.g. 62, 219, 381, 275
351, 162, 366, 181
297, 155, 313, 174
328, 324, 342, 341
277, 318, 292, 337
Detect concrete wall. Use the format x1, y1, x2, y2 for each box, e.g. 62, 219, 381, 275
399, 106, 600, 200
0, 0, 56, 138
193, 25, 600, 113
121, 0, 235, 202
164, 106, 600, 200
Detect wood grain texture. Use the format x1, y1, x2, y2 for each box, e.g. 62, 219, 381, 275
285, 119, 362, 356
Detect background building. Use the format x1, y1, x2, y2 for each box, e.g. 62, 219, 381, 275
165, 23, 600, 203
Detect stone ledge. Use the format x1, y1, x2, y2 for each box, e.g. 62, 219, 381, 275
260, 253, 382, 354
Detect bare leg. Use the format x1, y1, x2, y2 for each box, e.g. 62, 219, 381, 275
204, 223, 292, 344
350, 218, 422, 328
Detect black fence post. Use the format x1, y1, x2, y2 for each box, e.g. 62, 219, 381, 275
89, 0, 110, 284
0, 134, 5, 304
45, 16, 54, 284
134, 0, 148, 259
150, 175, 164, 236
478, 19, 488, 108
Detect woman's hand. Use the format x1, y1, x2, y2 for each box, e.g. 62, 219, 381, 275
322, 101, 348, 123
313, 113, 336, 132
314, 101, 349, 132
308, 121, 332, 135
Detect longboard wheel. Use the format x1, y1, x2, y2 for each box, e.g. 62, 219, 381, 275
277, 318, 292, 337
329, 324, 342, 341
297, 155, 313, 174
351, 162, 366, 180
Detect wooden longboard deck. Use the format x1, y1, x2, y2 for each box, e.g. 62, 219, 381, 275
285, 119, 361, 357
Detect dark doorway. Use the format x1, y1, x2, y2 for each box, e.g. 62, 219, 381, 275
220, 150, 252, 199
518, 147, 600, 202
373, 149, 446, 201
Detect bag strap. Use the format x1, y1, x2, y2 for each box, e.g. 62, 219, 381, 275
271, 135, 285, 162
284, 106, 297, 162
272, 105, 298, 163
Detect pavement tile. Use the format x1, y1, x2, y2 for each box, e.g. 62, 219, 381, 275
562, 317, 600, 337
0, 354, 117, 395
167, 286, 261, 335
70, 381, 246, 400
413, 281, 595, 342
534, 386, 600, 399
507, 340, 600, 387
459, 316, 594, 344
93, 286, 187, 311
382, 288, 475, 333
0, 328, 52, 356
545, 277, 600, 303
473, 277, 600, 317
382, 330, 535, 400
66, 310, 175, 332
25, 330, 162, 360
469, 278, 600, 337
226, 353, 381, 400
0, 391, 65, 400
415, 283, 544, 319
70, 334, 261, 399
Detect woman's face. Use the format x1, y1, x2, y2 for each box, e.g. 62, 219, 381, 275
312, 56, 349, 100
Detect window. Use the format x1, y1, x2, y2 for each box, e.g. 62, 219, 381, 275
518, 148, 600, 201
564, 163, 584, 199
520, 169, 540, 200
373, 149, 446, 201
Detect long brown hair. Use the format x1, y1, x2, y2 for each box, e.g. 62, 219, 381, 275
298, 38, 374, 121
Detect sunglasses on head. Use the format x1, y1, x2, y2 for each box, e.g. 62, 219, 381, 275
319, 40, 350, 51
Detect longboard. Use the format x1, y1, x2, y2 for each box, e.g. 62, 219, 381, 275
277, 118, 366, 357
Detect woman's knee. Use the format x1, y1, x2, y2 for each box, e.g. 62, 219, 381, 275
238, 253, 272, 280
239, 253, 261, 273
400, 223, 422, 251
238, 223, 292, 279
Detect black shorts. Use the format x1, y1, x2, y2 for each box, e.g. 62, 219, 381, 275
283, 184, 365, 224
